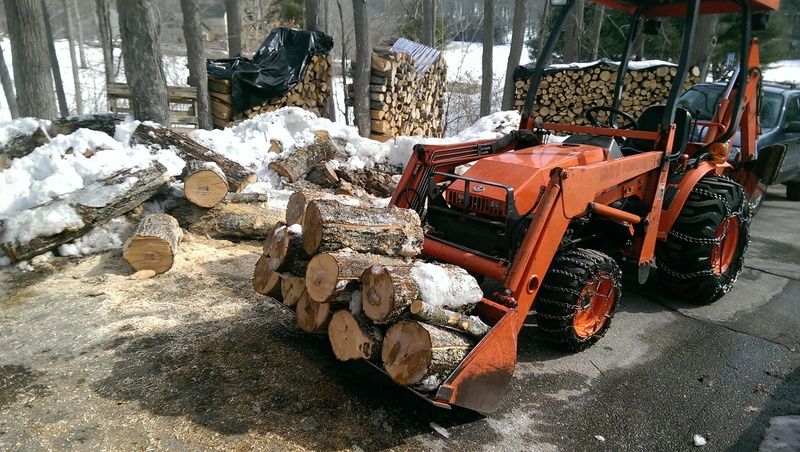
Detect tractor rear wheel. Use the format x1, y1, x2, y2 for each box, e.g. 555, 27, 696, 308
787, 181, 800, 201
534, 248, 621, 351
656, 175, 751, 304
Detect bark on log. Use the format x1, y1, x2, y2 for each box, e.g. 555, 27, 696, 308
281, 275, 306, 308
0, 163, 169, 262
122, 213, 182, 274
410, 299, 490, 337
268, 135, 338, 183
253, 255, 282, 298
131, 124, 256, 192
263, 225, 308, 275
335, 168, 398, 198
187, 200, 284, 239
382, 320, 473, 388
360, 264, 416, 324
285, 189, 361, 226
0, 121, 50, 159
51, 114, 116, 137
301, 199, 423, 256
328, 310, 382, 361
182, 160, 229, 208
305, 250, 408, 302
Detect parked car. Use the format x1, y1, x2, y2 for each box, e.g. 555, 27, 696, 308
678, 81, 800, 201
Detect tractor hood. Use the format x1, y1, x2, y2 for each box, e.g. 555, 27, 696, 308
446, 142, 607, 217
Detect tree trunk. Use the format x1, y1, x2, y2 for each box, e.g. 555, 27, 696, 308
13, 0, 60, 118
131, 124, 256, 192
351, 0, 370, 136
182, 161, 229, 208
537, 0, 550, 56
301, 199, 423, 256
588, 4, 605, 60
267, 134, 339, 182
563, 0, 584, 63
0, 45, 19, 118
186, 200, 285, 239
305, 250, 408, 302
0, 163, 168, 262
122, 214, 182, 274
225, 0, 242, 57
335, 0, 350, 125
689, 14, 719, 83
328, 310, 382, 361
253, 255, 283, 298
71, 0, 87, 68
95, 0, 115, 84
63, 0, 84, 114
501, 0, 526, 111
116, 0, 170, 125
180, 0, 213, 130
410, 300, 490, 337
382, 320, 472, 388
305, 0, 319, 30
281, 275, 307, 308
479, 0, 494, 117
422, 0, 435, 47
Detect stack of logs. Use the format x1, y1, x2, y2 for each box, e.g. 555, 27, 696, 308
347, 40, 447, 141
208, 53, 333, 129
513, 61, 702, 125
253, 194, 490, 390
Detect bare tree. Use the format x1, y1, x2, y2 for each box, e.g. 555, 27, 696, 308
180, 0, 212, 130
422, 0, 435, 47
305, 0, 319, 31
38, 0, 67, 117
563, 0, 584, 62
351, 0, 370, 136
537, 0, 550, 55
689, 15, 719, 82
95, 0, 115, 84
71, 0, 87, 68
0, 45, 19, 118
320, 0, 337, 120
336, 0, 351, 125
502, 0, 526, 111
480, 0, 493, 117
225, 0, 242, 57
588, 4, 605, 60
63, 0, 84, 114
116, 0, 170, 125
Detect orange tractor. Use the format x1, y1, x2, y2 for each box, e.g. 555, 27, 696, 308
385, 0, 781, 413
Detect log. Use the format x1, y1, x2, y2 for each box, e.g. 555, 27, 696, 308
51, 114, 116, 137
335, 168, 398, 198
131, 124, 256, 192
286, 189, 343, 226
409, 300, 490, 337
122, 213, 182, 274
268, 135, 338, 183
382, 320, 472, 388
281, 275, 307, 308
253, 255, 282, 298
328, 310, 382, 361
305, 250, 408, 302
182, 160, 229, 208
0, 163, 169, 262
187, 200, 285, 239
296, 290, 339, 333
301, 199, 423, 256
0, 120, 50, 159
360, 264, 416, 324
264, 225, 308, 275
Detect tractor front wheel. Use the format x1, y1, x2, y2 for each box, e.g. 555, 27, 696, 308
534, 248, 622, 351
656, 175, 751, 304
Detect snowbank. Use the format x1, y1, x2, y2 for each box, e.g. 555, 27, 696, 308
763, 60, 800, 84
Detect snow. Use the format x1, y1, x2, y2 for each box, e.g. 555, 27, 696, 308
0, 118, 45, 147
1, 201, 85, 245
287, 223, 302, 235
763, 60, 800, 84
693, 434, 707, 447
410, 262, 482, 310
349, 290, 362, 316
57, 217, 135, 257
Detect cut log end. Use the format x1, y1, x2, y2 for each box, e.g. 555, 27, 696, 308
281, 275, 306, 308
382, 320, 433, 386
122, 236, 175, 274
305, 252, 339, 302
301, 201, 324, 255
184, 169, 229, 208
253, 255, 282, 298
328, 310, 378, 361
296, 291, 332, 333
360, 265, 395, 322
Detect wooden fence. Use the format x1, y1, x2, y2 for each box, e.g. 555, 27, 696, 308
106, 82, 199, 131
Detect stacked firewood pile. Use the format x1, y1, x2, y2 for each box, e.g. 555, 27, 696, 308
513, 61, 702, 125
347, 38, 447, 141
208, 53, 332, 129
253, 195, 490, 390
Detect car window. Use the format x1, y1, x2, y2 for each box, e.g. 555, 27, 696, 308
759, 93, 783, 129
784, 95, 800, 126
678, 85, 724, 120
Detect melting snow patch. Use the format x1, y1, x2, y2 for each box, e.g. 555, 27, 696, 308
693, 434, 707, 447
429, 422, 451, 439
0, 117, 45, 147
595, 435, 606, 442
410, 262, 482, 310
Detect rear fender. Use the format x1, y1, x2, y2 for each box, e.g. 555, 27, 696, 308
658, 161, 720, 239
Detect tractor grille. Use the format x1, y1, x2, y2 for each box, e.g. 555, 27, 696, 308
446, 191, 506, 217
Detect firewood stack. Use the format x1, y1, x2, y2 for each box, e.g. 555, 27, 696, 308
347, 38, 447, 141
208, 53, 333, 128
513, 61, 702, 125
252, 195, 491, 392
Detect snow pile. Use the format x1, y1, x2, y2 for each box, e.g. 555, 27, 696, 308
410, 262, 482, 310
57, 217, 135, 257
0, 118, 45, 147
763, 60, 800, 84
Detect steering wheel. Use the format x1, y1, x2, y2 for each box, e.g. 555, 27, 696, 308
584, 106, 638, 129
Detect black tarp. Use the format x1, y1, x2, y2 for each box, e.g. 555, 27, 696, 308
207, 27, 333, 115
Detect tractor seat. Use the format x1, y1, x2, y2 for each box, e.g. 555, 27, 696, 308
623, 105, 692, 156
563, 134, 624, 160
